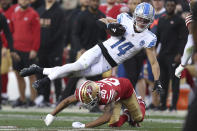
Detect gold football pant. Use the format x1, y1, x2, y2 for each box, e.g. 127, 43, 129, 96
108, 92, 144, 125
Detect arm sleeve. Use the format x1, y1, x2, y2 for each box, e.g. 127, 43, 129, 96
0, 14, 14, 51
31, 13, 41, 51
181, 34, 195, 66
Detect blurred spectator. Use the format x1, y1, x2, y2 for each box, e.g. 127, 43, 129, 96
99, 0, 122, 18
65, 0, 89, 63
150, 0, 166, 33
36, 0, 65, 106
0, 0, 16, 104
59, 0, 107, 112
30, 0, 44, 10
11, 0, 40, 107
157, 0, 188, 111
0, 13, 15, 109
61, 0, 78, 10
1, 47, 12, 105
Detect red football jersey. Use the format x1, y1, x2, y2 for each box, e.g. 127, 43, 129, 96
75, 78, 134, 105
11, 7, 40, 52
99, 3, 122, 19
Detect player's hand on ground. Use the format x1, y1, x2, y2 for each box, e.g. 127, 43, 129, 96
20, 64, 43, 77
175, 65, 185, 78
32, 77, 50, 89
72, 122, 85, 128
152, 80, 163, 94
44, 114, 55, 126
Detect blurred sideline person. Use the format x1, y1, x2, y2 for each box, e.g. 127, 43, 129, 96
11, 0, 40, 107
44, 77, 146, 128
99, 0, 122, 19
20, 3, 163, 96
156, 0, 187, 111
0, 0, 16, 103
0, 13, 16, 109
36, 0, 65, 106
183, 1, 197, 131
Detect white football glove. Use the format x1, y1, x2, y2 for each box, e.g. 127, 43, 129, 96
72, 122, 85, 128
44, 114, 55, 126
175, 65, 185, 78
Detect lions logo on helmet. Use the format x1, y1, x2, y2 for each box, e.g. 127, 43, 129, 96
78, 80, 100, 109
133, 2, 155, 32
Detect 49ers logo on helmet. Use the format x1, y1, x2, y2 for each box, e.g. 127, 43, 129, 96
86, 86, 93, 95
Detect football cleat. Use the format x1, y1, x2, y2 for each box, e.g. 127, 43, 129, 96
123, 109, 141, 127
20, 64, 43, 77
32, 77, 51, 89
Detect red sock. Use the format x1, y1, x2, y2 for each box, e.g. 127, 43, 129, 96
109, 114, 128, 127
1, 74, 8, 93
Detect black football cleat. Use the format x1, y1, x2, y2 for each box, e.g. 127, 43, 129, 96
20, 64, 43, 77
32, 77, 51, 89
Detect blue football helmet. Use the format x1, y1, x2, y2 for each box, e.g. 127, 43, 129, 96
133, 2, 155, 32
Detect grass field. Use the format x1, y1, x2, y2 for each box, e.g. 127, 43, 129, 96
0, 108, 186, 131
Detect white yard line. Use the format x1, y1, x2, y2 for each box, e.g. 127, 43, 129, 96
1, 105, 188, 117
0, 114, 184, 124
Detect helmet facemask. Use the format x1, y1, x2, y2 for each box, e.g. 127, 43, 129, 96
78, 81, 100, 110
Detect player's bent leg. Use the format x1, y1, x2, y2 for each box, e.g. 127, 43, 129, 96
122, 93, 145, 124
108, 102, 122, 127
47, 45, 103, 80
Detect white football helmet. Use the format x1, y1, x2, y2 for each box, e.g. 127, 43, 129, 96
77, 80, 100, 110
133, 2, 155, 32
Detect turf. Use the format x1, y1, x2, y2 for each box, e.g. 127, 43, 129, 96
0, 111, 184, 131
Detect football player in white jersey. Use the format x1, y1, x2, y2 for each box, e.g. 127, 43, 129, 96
20, 2, 163, 93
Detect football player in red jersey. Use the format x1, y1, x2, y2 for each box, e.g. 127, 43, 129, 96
44, 77, 145, 128
182, 1, 197, 131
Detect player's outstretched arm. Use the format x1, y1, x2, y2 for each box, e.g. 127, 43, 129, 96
44, 95, 77, 126
146, 47, 163, 94
175, 34, 194, 78
73, 91, 117, 128
84, 101, 115, 128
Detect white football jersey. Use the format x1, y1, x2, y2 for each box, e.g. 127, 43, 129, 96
103, 13, 157, 64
